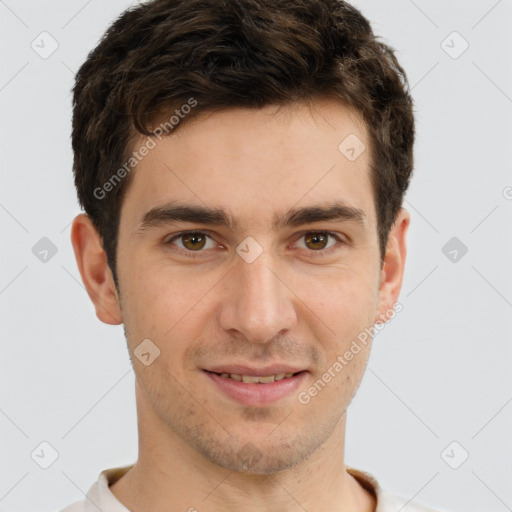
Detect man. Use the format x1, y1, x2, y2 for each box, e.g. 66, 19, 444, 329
61, 0, 446, 510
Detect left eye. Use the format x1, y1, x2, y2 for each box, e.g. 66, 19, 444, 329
295, 232, 340, 251
167, 232, 217, 251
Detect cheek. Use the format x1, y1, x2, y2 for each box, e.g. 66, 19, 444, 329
298, 270, 378, 391
122, 252, 187, 314
120, 261, 218, 358
305, 265, 379, 329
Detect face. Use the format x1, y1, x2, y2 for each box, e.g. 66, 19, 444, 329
76, 98, 409, 474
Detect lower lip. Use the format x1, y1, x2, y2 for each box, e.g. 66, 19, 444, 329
204, 370, 307, 406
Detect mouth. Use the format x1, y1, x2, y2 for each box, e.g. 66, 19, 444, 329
202, 369, 308, 405
204, 370, 302, 383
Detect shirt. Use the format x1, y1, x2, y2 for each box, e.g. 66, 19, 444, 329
59, 464, 446, 512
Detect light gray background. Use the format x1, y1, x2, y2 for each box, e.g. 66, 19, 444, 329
1, 1, 511, 511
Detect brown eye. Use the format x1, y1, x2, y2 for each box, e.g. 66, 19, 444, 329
181, 232, 207, 250
295, 231, 343, 254
304, 232, 329, 250
166, 231, 217, 253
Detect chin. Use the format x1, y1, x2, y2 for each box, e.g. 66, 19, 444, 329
191, 429, 324, 475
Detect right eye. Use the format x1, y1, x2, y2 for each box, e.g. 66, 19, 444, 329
164, 231, 219, 256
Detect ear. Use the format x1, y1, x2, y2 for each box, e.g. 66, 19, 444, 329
70, 213, 123, 325
374, 208, 410, 324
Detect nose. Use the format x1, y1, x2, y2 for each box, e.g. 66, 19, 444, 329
218, 249, 297, 344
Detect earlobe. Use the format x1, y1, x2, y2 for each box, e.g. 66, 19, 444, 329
374, 208, 410, 324
70, 213, 123, 325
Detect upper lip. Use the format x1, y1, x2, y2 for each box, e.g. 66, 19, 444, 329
204, 364, 306, 376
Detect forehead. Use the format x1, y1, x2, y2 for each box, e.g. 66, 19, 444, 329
119, 98, 375, 233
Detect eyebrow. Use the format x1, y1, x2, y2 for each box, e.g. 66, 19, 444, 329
135, 200, 366, 234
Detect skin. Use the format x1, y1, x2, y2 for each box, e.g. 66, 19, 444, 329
71, 97, 410, 512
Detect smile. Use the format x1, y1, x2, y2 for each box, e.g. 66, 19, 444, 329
209, 371, 298, 383
203, 369, 308, 405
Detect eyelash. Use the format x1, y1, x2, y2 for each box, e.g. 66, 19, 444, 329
163, 230, 346, 259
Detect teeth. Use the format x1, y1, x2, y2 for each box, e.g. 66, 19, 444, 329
242, 375, 259, 383
216, 372, 298, 383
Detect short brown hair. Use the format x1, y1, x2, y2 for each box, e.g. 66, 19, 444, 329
72, 0, 415, 288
